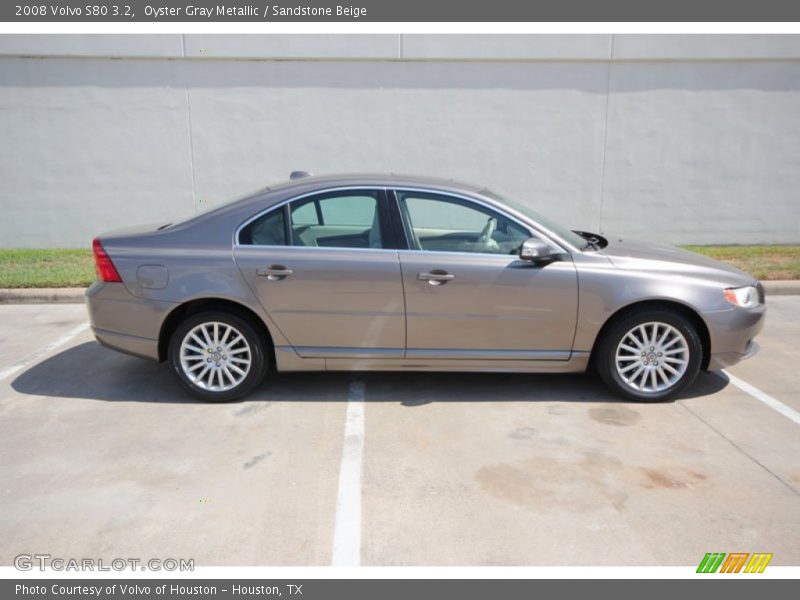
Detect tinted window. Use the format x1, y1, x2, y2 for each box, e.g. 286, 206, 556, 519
291, 202, 319, 226
482, 188, 586, 249
289, 191, 384, 249
239, 208, 286, 246
398, 191, 531, 255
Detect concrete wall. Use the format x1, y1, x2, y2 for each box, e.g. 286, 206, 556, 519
0, 34, 799, 248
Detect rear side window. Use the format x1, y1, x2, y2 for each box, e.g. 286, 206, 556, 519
290, 202, 319, 226
318, 196, 376, 226
239, 189, 387, 249
289, 191, 384, 249
239, 208, 286, 246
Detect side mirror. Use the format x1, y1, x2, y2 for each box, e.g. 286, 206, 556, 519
519, 238, 554, 262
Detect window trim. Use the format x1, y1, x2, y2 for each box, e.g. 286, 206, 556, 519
235, 187, 398, 251
234, 185, 571, 255
389, 187, 567, 257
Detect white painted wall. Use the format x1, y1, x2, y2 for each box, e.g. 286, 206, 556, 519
0, 34, 798, 247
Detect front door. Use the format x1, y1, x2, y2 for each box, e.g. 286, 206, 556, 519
394, 189, 579, 360
235, 188, 405, 358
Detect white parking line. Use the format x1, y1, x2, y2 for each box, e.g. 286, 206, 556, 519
723, 370, 800, 426
331, 379, 366, 566
0, 322, 89, 383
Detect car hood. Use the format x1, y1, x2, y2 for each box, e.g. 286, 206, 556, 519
599, 239, 756, 286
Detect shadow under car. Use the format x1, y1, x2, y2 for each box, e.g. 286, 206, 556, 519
11, 341, 729, 405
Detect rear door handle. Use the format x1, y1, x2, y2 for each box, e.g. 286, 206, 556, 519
257, 265, 294, 281
418, 270, 455, 285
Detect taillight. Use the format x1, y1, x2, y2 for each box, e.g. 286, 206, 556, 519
92, 238, 122, 283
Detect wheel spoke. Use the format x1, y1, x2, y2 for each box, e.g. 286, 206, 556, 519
664, 348, 685, 355
222, 366, 237, 385
662, 335, 681, 350
664, 357, 687, 365
624, 333, 642, 348
662, 362, 681, 376
637, 367, 650, 388
618, 344, 639, 354
183, 343, 206, 355
618, 362, 639, 374
228, 363, 247, 377
628, 366, 645, 387
196, 365, 210, 386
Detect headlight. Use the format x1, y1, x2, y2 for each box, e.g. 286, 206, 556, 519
724, 285, 759, 308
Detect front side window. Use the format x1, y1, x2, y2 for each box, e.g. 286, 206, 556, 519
396, 191, 531, 255
290, 190, 383, 249
482, 188, 586, 250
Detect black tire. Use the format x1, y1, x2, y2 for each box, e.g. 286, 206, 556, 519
168, 311, 268, 402
595, 308, 702, 402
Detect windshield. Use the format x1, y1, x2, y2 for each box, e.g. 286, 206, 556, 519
482, 189, 589, 249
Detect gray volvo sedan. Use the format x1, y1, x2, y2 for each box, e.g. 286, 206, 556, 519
86, 173, 765, 402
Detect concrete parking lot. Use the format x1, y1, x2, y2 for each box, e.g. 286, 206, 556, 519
0, 298, 798, 566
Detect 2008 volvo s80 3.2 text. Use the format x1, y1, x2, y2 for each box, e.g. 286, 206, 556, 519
86, 173, 765, 402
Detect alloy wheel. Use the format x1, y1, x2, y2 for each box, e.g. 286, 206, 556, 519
614, 321, 690, 394
179, 321, 252, 392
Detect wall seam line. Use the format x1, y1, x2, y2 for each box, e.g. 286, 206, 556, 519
182, 33, 199, 213
597, 34, 614, 234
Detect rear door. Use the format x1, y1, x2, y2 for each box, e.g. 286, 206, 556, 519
393, 189, 579, 361
235, 188, 405, 358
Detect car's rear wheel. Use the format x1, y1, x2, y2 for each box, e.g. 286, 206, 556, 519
168, 311, 267, 402
596, 308, 702, 402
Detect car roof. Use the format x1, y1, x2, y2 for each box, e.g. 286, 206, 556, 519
176, 172, 489, 234
266, 172, 484, 194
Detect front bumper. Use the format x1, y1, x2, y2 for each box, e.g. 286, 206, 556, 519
705, 302, 766, 371
708, 340, 760, 370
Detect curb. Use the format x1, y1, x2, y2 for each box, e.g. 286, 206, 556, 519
0, 281, 798, 305
0, 287, 86, 304
761, 281, 800, 296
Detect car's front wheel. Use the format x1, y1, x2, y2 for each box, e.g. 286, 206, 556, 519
596, 308, 702, 402
168, 311, 267, 402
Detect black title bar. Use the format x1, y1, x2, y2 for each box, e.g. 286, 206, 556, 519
4, 579, 798, 600
3, 0, 800, 22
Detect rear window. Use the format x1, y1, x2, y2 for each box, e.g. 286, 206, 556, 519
239, 208, 287, 246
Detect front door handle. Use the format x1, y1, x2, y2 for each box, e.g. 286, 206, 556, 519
418, 270, 455, 286
257, 265, 294, 281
